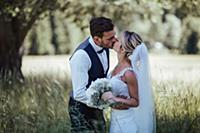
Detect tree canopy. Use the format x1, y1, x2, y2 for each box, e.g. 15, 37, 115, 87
1, 0, 200, 82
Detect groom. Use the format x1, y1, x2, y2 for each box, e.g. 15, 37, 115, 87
68, 17, 116, 133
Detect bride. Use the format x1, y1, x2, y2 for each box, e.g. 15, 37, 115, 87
106, 31, 156, 133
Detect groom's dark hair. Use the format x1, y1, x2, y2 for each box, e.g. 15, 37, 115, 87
89, 16, 114, 38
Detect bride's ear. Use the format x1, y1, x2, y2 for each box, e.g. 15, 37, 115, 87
121, 46, 126, 54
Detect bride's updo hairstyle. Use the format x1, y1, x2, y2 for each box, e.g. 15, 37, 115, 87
120, 31, 143, 56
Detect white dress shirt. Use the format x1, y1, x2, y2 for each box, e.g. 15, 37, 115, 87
69, 37, 108, 104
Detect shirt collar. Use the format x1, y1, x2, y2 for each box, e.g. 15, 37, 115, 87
89, 36, 103, 53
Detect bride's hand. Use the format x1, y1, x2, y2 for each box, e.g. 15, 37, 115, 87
101, 91, 114, 101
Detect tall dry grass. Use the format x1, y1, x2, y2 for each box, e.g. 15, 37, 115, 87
0, 74, 71, 133
0, 54, 199, 133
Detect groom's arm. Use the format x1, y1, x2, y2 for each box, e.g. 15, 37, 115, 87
111, 95, 129, 110
69, 49, 91, 104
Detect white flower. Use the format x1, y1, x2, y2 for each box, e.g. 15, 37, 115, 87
86, 78, 114, 109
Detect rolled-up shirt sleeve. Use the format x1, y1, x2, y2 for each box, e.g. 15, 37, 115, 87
69, 49, 91, 104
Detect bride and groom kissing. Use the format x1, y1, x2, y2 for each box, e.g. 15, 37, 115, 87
68, 16, 156, 133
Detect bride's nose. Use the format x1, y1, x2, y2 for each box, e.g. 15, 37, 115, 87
113, 41, 119, 51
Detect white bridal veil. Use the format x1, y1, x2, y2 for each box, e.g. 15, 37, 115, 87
130, 43, 156, 133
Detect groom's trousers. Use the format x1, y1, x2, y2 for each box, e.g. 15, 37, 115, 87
68, 97, 106, 133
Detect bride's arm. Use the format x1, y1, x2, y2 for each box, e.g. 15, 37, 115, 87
113, 70, 139, 107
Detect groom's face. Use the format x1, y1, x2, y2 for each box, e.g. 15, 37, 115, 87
99, 30, 117, 48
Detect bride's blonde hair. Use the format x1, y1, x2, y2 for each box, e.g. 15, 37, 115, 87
120, 31, 143, 56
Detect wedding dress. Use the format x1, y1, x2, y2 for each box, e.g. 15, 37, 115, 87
109, 43, 156, 133
109, 67, 139, 133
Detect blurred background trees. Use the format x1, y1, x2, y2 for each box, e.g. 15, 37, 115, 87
23, 0, 200, 55
1, 0, 200, 81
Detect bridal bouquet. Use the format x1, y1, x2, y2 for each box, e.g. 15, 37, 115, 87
86, 78, 115, 109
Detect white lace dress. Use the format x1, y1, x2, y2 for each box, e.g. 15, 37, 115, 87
108, 67, 139, 133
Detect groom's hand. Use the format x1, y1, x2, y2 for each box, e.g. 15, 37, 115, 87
111, 96, 129, 110
117, 95, 128, 99
112, 104, 129, 110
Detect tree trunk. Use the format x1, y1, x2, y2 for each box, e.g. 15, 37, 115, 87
29, 26, 39, 55
0, 0, 61, 84
186, 31, 199, 54
0, 17, 24, 83
49, 11, 60, 54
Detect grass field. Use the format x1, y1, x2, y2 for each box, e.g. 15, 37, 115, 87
0, 53, 200, 133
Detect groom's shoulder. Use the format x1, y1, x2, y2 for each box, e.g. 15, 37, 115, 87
69, 38, 90, 60
77, 37, 90, 50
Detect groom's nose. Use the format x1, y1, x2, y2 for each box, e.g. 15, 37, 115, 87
112, 37, 117, 43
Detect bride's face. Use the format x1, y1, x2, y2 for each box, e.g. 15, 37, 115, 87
113, 39, 121, 53
113, 40, 121, 53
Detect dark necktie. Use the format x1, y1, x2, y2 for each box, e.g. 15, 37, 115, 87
97, 48, 106, 54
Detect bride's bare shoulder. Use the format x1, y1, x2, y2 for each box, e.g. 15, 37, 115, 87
124, 70, 137, 81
